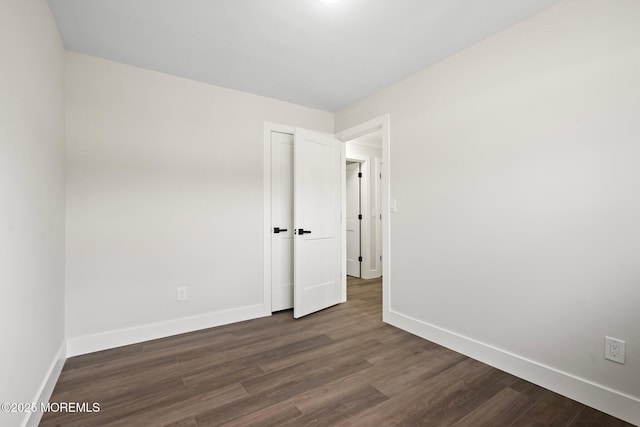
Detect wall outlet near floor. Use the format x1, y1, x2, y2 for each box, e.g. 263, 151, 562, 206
177, 286, 187, 302
604, 336, 626, 364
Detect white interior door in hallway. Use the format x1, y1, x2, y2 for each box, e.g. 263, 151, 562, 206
269, 127, 344, 318
346, 162, 361, 277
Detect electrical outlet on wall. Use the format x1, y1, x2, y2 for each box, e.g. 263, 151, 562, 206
177, 286, 187, 302
604, 336, 626, 364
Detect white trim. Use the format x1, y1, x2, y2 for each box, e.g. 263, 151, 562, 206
336, 114, 391, 322
336, 116, 386, 141
388, 310, 640, 426
23, 341, 66, 427
66, 303, 267, 357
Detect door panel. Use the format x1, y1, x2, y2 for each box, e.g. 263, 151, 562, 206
346, 162, 361, 277
271, 131, 294, 311
294, 128, 343, 318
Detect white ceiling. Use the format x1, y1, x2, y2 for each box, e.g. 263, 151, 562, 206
48, 0, 561, 112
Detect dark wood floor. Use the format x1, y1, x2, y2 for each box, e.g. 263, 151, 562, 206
41, 277, 632, 427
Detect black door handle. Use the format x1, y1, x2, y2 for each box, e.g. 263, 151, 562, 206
298, 228, 312, 234
273, 227, 288, 234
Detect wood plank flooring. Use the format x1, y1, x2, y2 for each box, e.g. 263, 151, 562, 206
41, 277, 633, 426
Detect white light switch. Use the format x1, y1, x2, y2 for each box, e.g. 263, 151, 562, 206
390, 199, 397, 212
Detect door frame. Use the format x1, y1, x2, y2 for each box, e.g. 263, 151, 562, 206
263, 114, 390, 322
336, 114, 391, 322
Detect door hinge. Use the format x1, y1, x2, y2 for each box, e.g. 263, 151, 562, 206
358, 172, 363, 178
358, 214, 363, 220
358, 256, 363, 262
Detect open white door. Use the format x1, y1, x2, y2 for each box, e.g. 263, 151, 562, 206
293, 128, 343, 318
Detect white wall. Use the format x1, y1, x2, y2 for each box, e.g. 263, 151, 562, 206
65, 52, 333, 353
0, 1, 66, 426
336, 0, 640, 423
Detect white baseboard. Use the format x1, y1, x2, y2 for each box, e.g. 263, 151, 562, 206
24, 341, 66, 427
67, 303, 269, 357
388, 310, 640, 426
361, 271, 382, 280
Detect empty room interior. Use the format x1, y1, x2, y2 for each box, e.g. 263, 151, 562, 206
1, 0, 639, 426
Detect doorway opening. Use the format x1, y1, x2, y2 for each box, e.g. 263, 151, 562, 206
345, 132, 382, 281
337, 115, 390, 323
